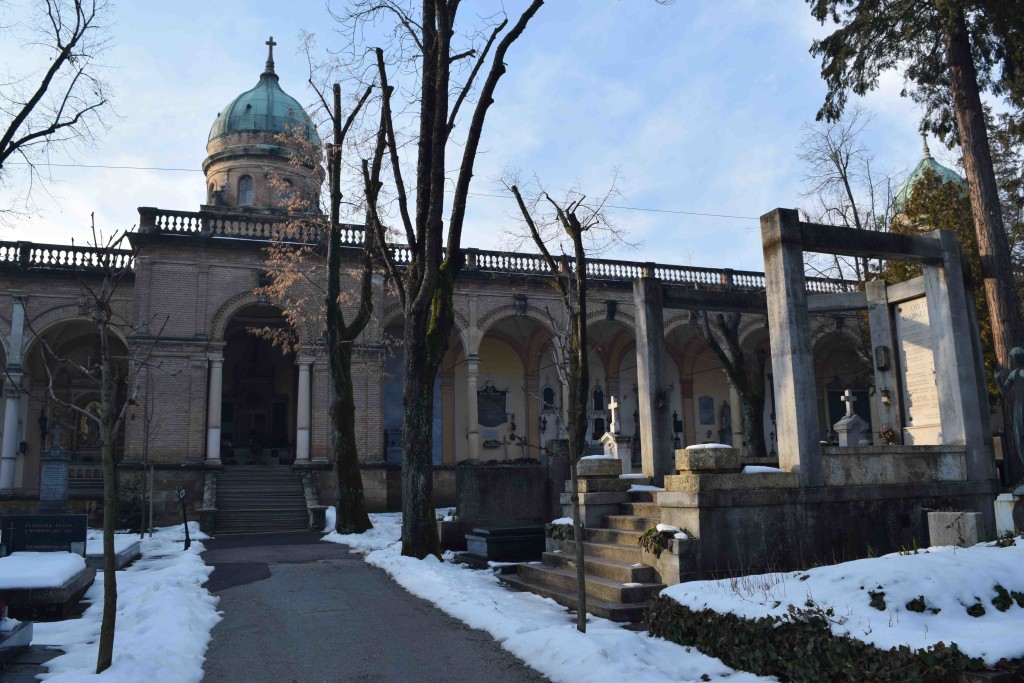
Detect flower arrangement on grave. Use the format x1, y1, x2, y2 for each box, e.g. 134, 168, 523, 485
879, 424, 895, 445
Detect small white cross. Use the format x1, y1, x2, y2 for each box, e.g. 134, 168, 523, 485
608, 396, 620, 434
841, 389, 856, 418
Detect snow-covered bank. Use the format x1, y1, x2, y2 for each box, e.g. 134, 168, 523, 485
323, 510, 768, 683
663, 537, 1024, 666
32, 523, 220, 683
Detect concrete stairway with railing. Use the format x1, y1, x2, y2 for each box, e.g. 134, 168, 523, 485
501, 470, 664, 624
214, 466, 310, 534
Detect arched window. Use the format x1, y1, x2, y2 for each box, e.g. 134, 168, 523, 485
592, 386, 604, 412
278, 179, 294, 204
542, 386, 556, 411
238, 175, 254, 205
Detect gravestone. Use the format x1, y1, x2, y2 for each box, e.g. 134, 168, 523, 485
894, 297, 941, 444
834, 389, 869, 447
37, 443, 70, 514
1, 514, 87, 556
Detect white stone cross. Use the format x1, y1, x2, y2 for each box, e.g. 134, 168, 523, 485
841, 389, 856, 418
608, 396, 620, 434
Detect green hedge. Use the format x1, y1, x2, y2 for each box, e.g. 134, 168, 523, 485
647, 595, 989, 682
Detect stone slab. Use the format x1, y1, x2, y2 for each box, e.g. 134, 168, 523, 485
464, 526, 544, 562
994, 494, 1020, 535
1, 515, 87, 556
0, 620, 33, 665
576, 457, 622, 478
663, 471, 799, 493
927, 511, 982, 548
821, 446, 967, 486
85, 539, 142, 570
559, 491, 630, 506
1, 567, 96, 621
675, 446, 742, 473
577, 478, 631, 493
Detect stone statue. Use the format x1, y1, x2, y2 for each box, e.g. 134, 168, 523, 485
994, 346, 1024, 486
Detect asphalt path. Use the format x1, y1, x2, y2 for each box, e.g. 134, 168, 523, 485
200, 532, 548, 683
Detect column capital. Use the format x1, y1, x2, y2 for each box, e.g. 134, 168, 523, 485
297, 355, 314, 367
207, 354, 224, 364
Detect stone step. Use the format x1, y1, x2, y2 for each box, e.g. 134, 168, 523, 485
516, 562, 663, 605
622, 502, 660, 517
541, 550, 656, 584
585, 527, 643, 546
500, 573, 649, 623
627, 490, 657, 503
604, 515, 660, 532
215, 489, 305, 497
216, 501, 311, 511
561, 539, 642, 564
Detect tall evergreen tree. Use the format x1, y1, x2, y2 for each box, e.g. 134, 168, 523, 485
807, 0, 1024, 374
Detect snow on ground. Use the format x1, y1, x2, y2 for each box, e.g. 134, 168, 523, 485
323, 509, 768, 683
663, 537, 1024, 666
628, 484, 664, 493
741, 466, 783, 474
0, 552, 85, 589
85, 535, 141, 557
32, 523, 220, 683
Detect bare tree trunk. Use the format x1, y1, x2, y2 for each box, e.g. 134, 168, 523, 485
945, 8, 1023, 483
96, 326, 117, 673
330, 343, 371, 533
400, 308, 445, 558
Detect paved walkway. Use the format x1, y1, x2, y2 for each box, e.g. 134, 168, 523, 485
201, 532, 548, 683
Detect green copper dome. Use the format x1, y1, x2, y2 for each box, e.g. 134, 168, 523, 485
893, 136, 965, 211
208, 39, 320, 147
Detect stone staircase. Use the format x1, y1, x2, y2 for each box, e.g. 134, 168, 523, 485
501, 487, 664, 623
214, 466, 310, 534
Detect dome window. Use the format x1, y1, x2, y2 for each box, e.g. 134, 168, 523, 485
279, 179, 293, 202
238, 175, 254, 205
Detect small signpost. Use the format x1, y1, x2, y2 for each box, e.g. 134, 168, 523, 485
178, 487, 191, 551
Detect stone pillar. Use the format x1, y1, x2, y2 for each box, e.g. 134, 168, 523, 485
466, 355, 481, 459
205, 356, 223, 466
922, 230, 993, 481
1, 296, 26, 491
761, 208, 822, 486
633, 273, 673, 483
0, 384, 20, 490
865, 280, 901, 441
727, 378, 742, 449
295, 357, 312, 464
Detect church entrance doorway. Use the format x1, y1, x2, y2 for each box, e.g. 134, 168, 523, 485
220, 305, 296, 466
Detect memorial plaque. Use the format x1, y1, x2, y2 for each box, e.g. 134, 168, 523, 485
39, 460, 68, 502
477, 384, 507, 428
698, 396, 715, 425
894, 297, 941, 444
2, 514, 87, 556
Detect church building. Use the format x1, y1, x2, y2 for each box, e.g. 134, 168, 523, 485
0, 42, 876, 530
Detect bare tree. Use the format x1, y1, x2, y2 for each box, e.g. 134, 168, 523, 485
257, 82, 379, 533
797, 106, 897, 282
506, 174, 625, 632
699, 312, 767, 459
335, 0, 544, 558
26, 217, 160, 673
0, 0, 112, 217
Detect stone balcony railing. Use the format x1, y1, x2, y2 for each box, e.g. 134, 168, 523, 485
0, 241, 134, 274
2, 206, 857, 294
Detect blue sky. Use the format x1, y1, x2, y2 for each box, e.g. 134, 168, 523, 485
1, 0, 954, 271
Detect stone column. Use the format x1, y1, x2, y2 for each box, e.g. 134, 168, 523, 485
1, 296, 26, 491
761, 208, 822, 486
865, 280, 901, 441
295, 357, 312, 464
205, 356, 224, 466
0, 384, 20, 490
633, 273, 674, 483
727, 378, 743, 449
922, 230, 993, 481
466, 354, 481, 459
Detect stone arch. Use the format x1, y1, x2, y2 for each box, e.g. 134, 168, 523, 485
664, 312, 697, 336
478, 304, 552, 340
24, 305, 129, 355
381, 307, 470, 360
585, 306, 636, 331
210, 291, 292, 342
